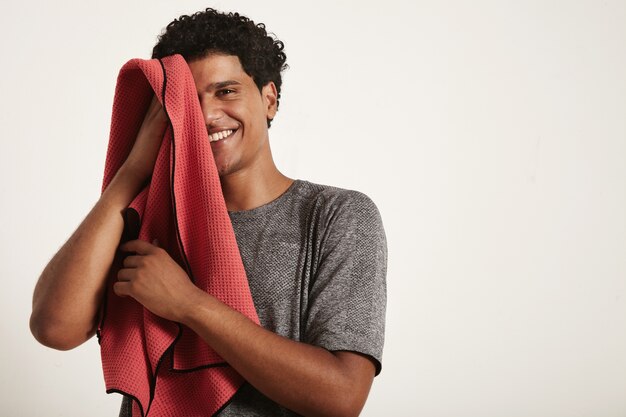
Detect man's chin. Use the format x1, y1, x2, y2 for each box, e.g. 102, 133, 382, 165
215, 162, 237, 178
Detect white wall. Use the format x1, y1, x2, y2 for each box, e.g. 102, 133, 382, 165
1, 1, 624, 416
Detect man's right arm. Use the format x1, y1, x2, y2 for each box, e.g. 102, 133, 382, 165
30, 95, 168, 350
30, 173, 141, 350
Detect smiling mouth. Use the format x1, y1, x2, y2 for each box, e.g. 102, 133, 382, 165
208, 129, 236, 142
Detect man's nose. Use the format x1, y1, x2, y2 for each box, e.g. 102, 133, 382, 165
200, 97, 225, 126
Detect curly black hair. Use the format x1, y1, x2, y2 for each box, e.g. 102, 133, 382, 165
152, 8, 288, 127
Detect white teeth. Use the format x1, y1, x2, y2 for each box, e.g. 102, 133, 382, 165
209, 129, 234, 142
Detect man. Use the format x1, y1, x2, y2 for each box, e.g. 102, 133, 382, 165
30, 8, 387, 416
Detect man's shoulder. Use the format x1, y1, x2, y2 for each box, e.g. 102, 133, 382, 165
294, 179, 380, 215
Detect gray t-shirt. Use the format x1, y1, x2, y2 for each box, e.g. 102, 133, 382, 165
119, 179, 387, 416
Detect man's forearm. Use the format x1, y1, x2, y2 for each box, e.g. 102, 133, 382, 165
30, 170, 143, 350
180, 290, 375, 417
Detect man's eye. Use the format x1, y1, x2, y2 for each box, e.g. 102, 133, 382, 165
217, 89, 235, 96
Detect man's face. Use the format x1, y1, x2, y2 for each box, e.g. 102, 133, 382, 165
188, 53, 277, 177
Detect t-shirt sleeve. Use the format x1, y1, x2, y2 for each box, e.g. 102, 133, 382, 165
302, 190, 388, 375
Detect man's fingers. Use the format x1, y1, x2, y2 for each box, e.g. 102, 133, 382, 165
117, 267, 133, 282
113, 281, 131, 298
122, 254, 142, 269
119, 239, 157, 255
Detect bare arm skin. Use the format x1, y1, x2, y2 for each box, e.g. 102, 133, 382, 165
30, 95, 167, 350
116, 239, 377, 417
30, 175, 136, 349
183, 293, 376, 417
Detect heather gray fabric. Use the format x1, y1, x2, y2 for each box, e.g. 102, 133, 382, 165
119, 179, 387, 416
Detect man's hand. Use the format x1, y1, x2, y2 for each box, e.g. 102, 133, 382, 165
118, 95, 169, 190
114, 239, 201, 322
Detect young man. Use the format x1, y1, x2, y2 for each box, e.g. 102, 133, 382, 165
30, 8, 387, 416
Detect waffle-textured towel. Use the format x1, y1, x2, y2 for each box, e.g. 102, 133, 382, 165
97, 54, 259, 416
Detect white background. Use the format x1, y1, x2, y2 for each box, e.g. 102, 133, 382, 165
1, 1, 625, 416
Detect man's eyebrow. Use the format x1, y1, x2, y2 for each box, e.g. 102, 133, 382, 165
205, 80, 241, 91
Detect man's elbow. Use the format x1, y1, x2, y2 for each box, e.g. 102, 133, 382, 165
312, 397, 364, 417
29, 311, 91, 351
333, 391, 368, 417
313, 378, 370, 417
322, 352, 375, 417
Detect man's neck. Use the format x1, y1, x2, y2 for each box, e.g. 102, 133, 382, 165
220, 163, 293, 212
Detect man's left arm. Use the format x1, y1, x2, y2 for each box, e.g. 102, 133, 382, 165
114, 193, 387, 417
115, 242, 375, 417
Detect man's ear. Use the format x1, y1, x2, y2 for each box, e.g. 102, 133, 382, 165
262, 81, 278, 120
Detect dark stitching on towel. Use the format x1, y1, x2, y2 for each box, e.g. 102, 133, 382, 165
142, 57, 182, 417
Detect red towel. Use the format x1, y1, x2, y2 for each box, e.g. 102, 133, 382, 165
97, 54, 259, 416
